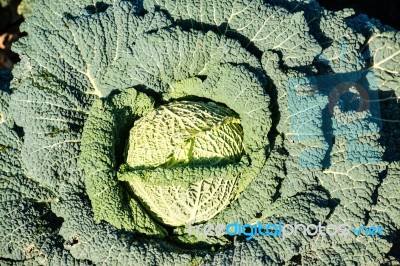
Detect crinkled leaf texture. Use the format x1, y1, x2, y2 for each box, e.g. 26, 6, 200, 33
78, 88, 167, 235
0, 70, 92, 265
126, 101, 244, 169
122, 100, 244, 226
0, 0, 399, 265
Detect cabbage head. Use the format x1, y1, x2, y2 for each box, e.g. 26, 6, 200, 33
120, 100, 244, 226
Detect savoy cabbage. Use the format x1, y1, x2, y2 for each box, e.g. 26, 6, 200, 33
0, 0, 399, 265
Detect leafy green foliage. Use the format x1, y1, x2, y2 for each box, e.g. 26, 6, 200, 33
0, 70, 90, 265
78, 88, 165, 235
0, 0, 399, 265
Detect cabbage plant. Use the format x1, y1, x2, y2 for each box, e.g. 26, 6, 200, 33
0, 0, 399, 265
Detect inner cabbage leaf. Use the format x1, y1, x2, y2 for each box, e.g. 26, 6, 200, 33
126, 101, 244, 169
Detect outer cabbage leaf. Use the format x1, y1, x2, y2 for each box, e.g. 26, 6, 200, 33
144, 0, 322, 67
0, 70, 90, 265
368, 31, 400, 94
10, 73, 91, 194
265, 59, 329, 207
301, 163, 397, 265
13, 1, 172, 97
370, 162, 400, 230
1, 70, 51, 261
79, 88, 165, 235
262, 46, 392, 264
200, 190, 330, 265
368, 162, 400, 259
123, 27, 262, 95
51, 194, 195, 266
316, 9, 367, 72
365, 30, 400, 162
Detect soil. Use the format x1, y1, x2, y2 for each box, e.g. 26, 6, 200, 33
0, 0, 21, 69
